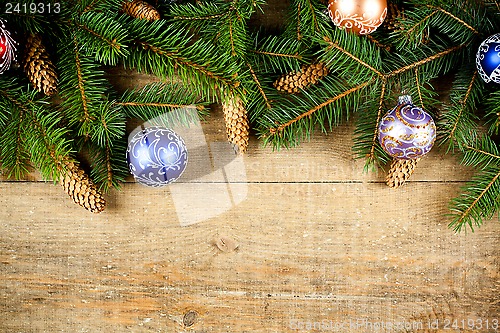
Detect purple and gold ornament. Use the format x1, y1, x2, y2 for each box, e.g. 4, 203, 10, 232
378, 95, 436, 160
476, 33, 500, 85
127, 126, 188, 187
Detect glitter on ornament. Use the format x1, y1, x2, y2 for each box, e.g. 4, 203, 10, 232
378, 95, 436, 160
328, 0, 387, 35
126, 126, 188, 187
0, 19, 17, 74
476, 33, 500, 85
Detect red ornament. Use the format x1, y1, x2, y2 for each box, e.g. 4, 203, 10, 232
0, 19, 17, 74
328, 0, 387, 35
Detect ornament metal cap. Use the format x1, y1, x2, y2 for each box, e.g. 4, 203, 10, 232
398, 95, 412, 105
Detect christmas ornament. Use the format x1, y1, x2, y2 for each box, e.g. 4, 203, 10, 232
122, 0, 161, 21
378, 95, 436, 160
274, 62, 329, 94
222, 96, 250, 154
0, 19, 17, 74
327, 0, 387, 35
476, 33, 500, 85
127, 126, 188, 187
60, 161, 106, 213
23, 34, 58, 96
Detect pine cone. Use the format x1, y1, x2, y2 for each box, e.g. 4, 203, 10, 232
122, 0, 161, 21
222, 96, 249, 154
23, 34, 57, 96
60, 161, 106, 213
274, 62, 329, 94
386, 158, 420, 188
385, 2, 404, 31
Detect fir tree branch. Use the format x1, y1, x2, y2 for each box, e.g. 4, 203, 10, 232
269, 81, 370, 135
447, 72, 477, 143
387, 44, 466, 77
368, 80, 387, 163
427, 5, 479, 34
323, 36, 384, 77
449, 167, 500, 232
246, 62, 271, 110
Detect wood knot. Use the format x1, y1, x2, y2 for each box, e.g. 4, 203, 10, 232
214, 235, 239, 252
183, 310, 198, 327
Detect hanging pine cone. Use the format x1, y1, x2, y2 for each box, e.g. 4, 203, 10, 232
274, 62, 329, 94
23, 34, 57, 96
60, 161, 106, 213
386, 158, 420, 188
122, 0, 161, 21
222, 96, 249, 154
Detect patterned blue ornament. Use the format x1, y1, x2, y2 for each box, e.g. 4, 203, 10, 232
476, 33, 500, 85
126, 126, 188, 187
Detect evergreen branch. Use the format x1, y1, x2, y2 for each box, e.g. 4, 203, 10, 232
438, 66, 482, 152
74, 12, 129, 65
368, 80, 387, 163
485, 90, 500, 135
0, 84, 32, 179
427, 5, 479, 34
323, 36, 384, 77
387, 44, 465, 77
247, 62, 271, 110
284, 0, 329, 40
461, 135, 500, 168
448, 72, 476, 143
405, 10, 437, 37
269, 80, 370, 135
249, 35, 306, 72
415, 68, 424, 108
449, 167, 500, 232
118, 82, 207, 123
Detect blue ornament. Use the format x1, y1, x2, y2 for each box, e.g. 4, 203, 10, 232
476, 33, 500, 85
126, 126, 188, 187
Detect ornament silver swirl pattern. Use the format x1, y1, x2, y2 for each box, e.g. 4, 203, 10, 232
127, 127, 188, 187
476, 33, 500, 84
328, 0, 387, 35
378, 99, 436, 160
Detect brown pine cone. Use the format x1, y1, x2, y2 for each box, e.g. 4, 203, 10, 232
222, 96, 250, 154
60, 161, 106, 213
385, 2, 405, 31
274, 62, 329, 94
122, 0, 161, 21
23, 34, 58, 96
386, 158, 420, 188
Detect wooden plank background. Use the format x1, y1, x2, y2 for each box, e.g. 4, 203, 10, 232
1, 1, 499, 332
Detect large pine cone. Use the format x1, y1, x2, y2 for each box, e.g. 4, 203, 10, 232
23, 34, 58, 96
386, 158, 420, 188
122, 0, 161, 21
60, 161, 106, 213
222, 96, 250, 154
274, 62, 329, 94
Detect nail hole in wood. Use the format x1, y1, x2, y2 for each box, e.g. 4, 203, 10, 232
183, 310, 198, 327
214, 235, 239, 252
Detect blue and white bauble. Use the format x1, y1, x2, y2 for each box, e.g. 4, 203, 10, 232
476, 33, 500, 85
126, 126, 188, 187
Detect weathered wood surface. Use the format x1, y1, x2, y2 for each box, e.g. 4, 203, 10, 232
1, 1, 499, 332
